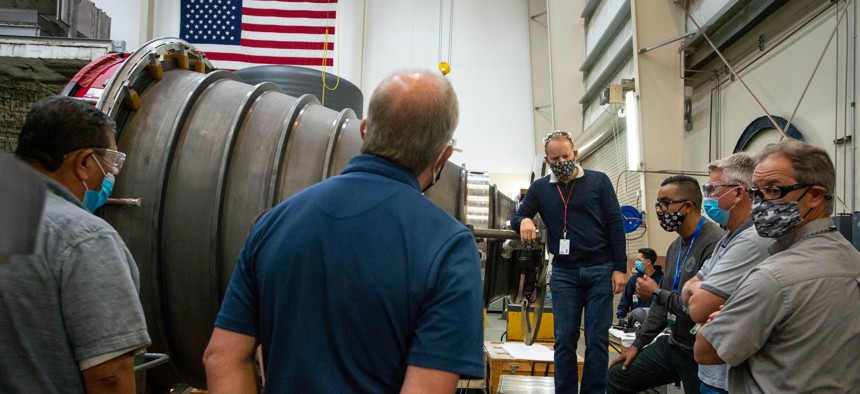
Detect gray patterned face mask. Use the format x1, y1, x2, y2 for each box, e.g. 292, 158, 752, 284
751, 199, 802, 238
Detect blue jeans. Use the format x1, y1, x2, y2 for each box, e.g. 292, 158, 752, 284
551, 263, 613, 393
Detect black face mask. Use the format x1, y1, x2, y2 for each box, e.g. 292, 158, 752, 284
422, 162, 445, 193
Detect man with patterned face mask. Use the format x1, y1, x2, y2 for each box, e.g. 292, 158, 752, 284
680, 153, 772, 394
512, 130, 627, 393
694, 139, 860, 393
3, 96, 149, 393
607, 175, 724, 394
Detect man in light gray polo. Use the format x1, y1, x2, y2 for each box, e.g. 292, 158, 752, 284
681, 152, 772, 394
694, 139, 860, 392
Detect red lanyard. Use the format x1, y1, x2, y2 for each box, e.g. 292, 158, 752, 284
556, 181, 576, 239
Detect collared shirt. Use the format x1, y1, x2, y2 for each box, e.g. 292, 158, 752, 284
548, 163, 585, 184
0, 176, 150, 393
702, 217, 860, 393
694, 219, 773, 389
216, 154, 484, 391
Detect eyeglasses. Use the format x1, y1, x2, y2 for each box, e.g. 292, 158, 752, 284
91, 148, 126, 175
654, 199, 689, 211
448, 138, 463, 153
543, 130, 573, 147
702, 183, 739, 198
747, 184, 811, 201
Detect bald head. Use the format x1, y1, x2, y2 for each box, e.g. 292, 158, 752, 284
361, 69, 459, 174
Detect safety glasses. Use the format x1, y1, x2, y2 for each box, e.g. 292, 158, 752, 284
702, 183, 739, 198
91, 148, 126, 175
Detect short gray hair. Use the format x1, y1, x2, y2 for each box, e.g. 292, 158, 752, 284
707, 152, 756, 187
756, 139, 835, 214
361, 69, 458, 174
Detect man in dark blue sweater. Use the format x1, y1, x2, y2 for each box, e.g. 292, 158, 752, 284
512, 130, 627, 393
616, 248, 664, 323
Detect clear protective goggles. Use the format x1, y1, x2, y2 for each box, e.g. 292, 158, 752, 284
701, 183, 739, 198
91, 148, 127, 175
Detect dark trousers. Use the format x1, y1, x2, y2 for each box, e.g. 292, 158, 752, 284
606, 335, 701, 394
551, 263, 613, 394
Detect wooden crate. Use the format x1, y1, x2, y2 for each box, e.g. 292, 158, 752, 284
484, 341, 583, 394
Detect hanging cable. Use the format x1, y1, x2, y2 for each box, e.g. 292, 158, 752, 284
321, 0, 341, 107
448, 0, 454, 65
685, 9, 787, 138
437, 0, 454, 75
437, 0, 443, 63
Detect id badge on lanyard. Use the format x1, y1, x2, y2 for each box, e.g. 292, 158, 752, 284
557, 183, 575, 256
559, 230, 570, 255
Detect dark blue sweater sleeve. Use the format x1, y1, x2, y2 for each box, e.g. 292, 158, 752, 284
599, 174, 628, 272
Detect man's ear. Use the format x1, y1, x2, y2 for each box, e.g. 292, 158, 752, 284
70, 149, 92, 181
360, 119, 367, 139
437, 145, 453, 168
807, 185, 827, 209
573, 149, 579, 162
726, 186, 742, 205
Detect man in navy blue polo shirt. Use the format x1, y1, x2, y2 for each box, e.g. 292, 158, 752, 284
203, 69, 484, 392
512, 130, 627, 393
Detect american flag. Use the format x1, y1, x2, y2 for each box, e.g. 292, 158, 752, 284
179, 0, 337, 70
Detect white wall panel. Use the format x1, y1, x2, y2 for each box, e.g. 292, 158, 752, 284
581, 128, 644, 258
584, 20, 632, 88
684, 5, 858, 211
584, 59, 634, 130
585, 0, 625, 54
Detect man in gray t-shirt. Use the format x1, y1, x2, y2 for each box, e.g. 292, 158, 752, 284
682, 153, 771, 393
695, 140, 860, 392
607, 175, 724, 394
1, 97, 150, 393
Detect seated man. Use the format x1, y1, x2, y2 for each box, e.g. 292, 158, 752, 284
616, 247, 663, 323
695, 139, 860, 392
681, 152, 772, 394
606, 175, 725, 394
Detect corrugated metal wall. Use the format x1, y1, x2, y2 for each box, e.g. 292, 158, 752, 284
580, 126, 646, 259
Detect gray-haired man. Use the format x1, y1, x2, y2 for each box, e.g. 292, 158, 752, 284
695, 139, 860, 392
681, 152, 772, 394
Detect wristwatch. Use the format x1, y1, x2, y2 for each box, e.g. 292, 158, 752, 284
652, 289, 663, 304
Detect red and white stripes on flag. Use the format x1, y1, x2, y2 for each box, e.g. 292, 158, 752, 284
182, 0, 338, 71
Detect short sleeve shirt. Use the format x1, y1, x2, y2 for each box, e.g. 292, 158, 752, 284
0, 179, 150, 393
702, 218, 860, 393
216, 155, 484, 392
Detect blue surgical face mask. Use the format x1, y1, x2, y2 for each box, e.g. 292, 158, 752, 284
703, 188, 736, 227
634, 259, 645, 273
82, 157, 115, 212
703, 198, 729, 226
